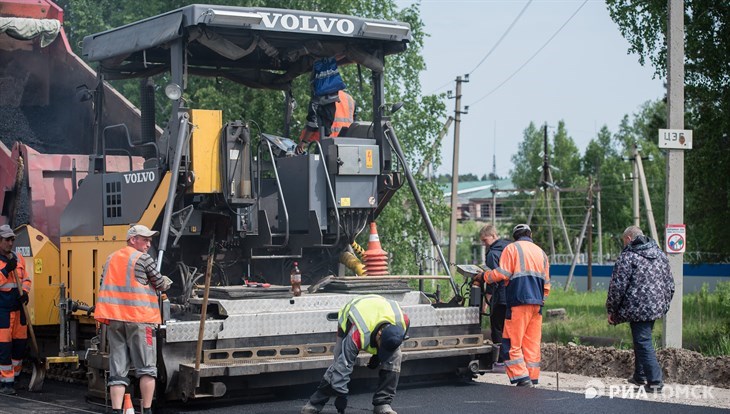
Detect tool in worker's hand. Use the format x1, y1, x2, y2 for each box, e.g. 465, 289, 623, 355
13, 266, 45, 391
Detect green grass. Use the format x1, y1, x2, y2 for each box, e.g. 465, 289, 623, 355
412, 278, 730, 356
540, 282, 730, 356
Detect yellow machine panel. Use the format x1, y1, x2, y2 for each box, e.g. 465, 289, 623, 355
13, 225, 61, 326
190, 109, 223, 194
60, 172, 171, 322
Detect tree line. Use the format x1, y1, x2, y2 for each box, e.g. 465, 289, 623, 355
55, 0, 729, 273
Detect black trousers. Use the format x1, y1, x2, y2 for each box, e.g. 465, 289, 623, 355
490, 303, 507, 361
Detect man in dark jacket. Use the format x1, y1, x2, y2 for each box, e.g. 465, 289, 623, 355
479, 224, 510, 372
606, 226, 674, 393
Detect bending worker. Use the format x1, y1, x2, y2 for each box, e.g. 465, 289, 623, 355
475, 224, 550, 387
301, 294, 409, 414
0, 224, 31, 395
295, 89, 355, 154
95, 225, 172, 414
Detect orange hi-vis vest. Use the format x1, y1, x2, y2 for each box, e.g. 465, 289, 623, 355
330, 90, 355, 137
95, 246, 161, 325
300, 90, 355, 142
0, 254, 30, 294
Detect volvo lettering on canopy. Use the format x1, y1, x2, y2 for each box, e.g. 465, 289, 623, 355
259, 12, 355, 34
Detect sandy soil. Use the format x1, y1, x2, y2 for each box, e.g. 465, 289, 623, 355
475, 343, 730, 409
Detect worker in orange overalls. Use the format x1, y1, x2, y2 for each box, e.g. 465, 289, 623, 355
0, 224, 31, 395
295, 89, 356, 154
475, 224, 550, 387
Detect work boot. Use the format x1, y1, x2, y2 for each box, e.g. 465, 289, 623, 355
142, 407, 154, 414
627, 377, 647, 386
0, 385, 17, 395
515, 379, 534, 388
301, 402, 321, 414
373, 404, 397, 414
645, 383, 663, 393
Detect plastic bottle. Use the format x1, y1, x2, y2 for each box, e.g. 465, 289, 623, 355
291, 262, 302, 297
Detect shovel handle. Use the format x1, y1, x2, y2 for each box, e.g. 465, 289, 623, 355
12, 271, 40, 357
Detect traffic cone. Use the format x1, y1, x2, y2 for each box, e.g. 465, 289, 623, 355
363, 222, 389, 276
122, 393, 135, 414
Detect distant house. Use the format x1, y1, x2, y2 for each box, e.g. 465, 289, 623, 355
442, 178, 516, 222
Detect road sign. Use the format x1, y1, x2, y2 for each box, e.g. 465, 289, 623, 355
658, 129, 692, 149
665, 224, 686, 254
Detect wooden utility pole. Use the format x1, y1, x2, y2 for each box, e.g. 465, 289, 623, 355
587, 177, 594, 292
634, 144, 659, 241
596, 188, 603, 264
447, 75, 468, 276
542, 124, 556, 260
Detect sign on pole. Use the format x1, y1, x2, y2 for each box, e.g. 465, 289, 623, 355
665, 224, 686, 254
658, 129, 693, 149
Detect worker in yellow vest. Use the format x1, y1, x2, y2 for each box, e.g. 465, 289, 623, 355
95, 224, 172, 414
302, 294, 409, 414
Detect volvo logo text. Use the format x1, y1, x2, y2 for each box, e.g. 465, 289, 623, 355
259, 13, 355, 35
123, 171, 156, 184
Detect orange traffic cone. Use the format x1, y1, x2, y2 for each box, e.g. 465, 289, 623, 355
122, 393, 135, 414
363, 222, 389, 276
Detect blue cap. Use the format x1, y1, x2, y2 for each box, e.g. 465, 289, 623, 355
377, 324, 405, 363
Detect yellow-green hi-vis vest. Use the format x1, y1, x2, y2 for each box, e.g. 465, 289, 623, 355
338, 295, 407, 355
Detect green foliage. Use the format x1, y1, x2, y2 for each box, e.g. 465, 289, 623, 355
606, 0, 730, 261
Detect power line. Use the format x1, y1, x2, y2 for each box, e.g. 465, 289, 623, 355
468, 0, 589, 107
468, 0, 533, 75
427, 0, 533, 95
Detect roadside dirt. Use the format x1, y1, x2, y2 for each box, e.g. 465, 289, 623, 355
540, 343, 730, 389
475, 343, 730, 409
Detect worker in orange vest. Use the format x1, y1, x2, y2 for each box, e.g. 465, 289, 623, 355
0, 224, 31, 395
295, 89, 356, 154
475, 224, 550, 387
95, 224, 172, 414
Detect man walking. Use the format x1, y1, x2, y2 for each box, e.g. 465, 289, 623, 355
0, 225, 31, 395
607, 226, 674, 393
95, 225, 172, 414
302, 294, 409, 414
480, 224, 549, 387
478, 224, 509, 372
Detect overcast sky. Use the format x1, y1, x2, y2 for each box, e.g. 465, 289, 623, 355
397, 0, 666, 179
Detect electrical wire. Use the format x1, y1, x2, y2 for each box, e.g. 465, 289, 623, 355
468, 0, 589, 107
427, 0, 533, 95
468, 0, 533, 75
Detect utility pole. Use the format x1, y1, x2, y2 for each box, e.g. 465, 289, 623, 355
587, 177, 594, 292
447, 75, 468, 277
633, 153, 640, 227
664, 0, 683, 348
634, 144, 658, 242
542, 124, 556, 260
596, 187, 603, 264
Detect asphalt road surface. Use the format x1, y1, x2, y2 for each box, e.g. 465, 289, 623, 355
0, 379, 725, 414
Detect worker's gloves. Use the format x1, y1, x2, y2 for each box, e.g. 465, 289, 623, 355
17, 291, 29, 305
472, 271, 485, 286
161, 275, 174, 291
334, 395, 348, 413
367, 354, 381, 370
295, 141, 308, 155
4, 254, 17, 273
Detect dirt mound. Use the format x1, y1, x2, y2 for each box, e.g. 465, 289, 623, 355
541, 343, 730, 389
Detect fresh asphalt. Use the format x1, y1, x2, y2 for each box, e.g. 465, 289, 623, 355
0, 379, 725, 414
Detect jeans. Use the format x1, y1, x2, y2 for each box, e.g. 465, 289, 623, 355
630, 320, 663, 385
